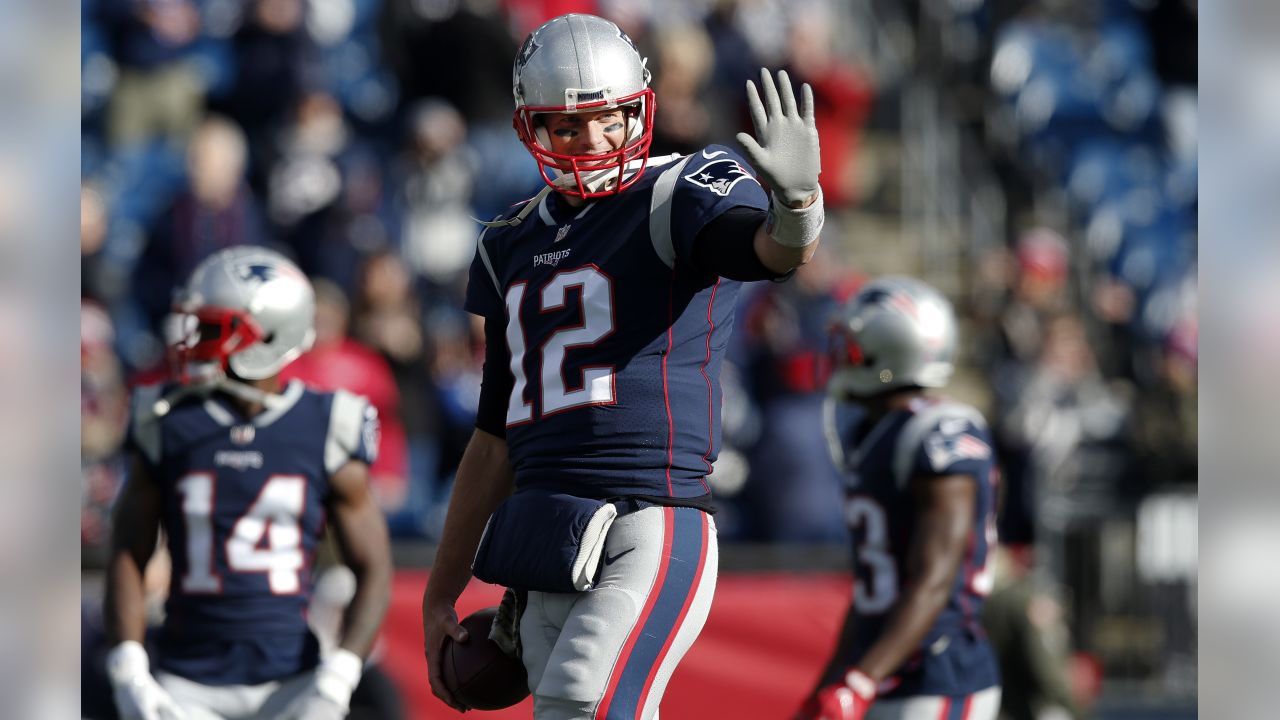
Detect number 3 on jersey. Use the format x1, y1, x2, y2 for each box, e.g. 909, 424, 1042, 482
505, 266, 616, 424
846, 496, 899, 613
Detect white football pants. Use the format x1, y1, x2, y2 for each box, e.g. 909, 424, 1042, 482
520, 505, 718, 720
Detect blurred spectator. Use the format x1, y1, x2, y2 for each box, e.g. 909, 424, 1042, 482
100, 0, 209, 149
650, 23, 715, 156
998, 313, 1132, 550
380, 1, 542, 218
390, 99, 478, 291
702, 0, 763, 142
380, 0, 517, 125
786, 1, 873, 207
1129, 301, 1197, 487
350, 251, 439, 528
81, 182, 110, 259
1004, 227, 1072, 364
132, 114, 267, 337
262, 91, 393, 291
81, 182, 113, 301
266, 92, 349, 230
423, 308, 483, 507
352, 250, 425, 369
983, 544, 1088, 720
216, 0, 319, 170
80, 303, 128, 465
733, 251, 862, 542
280, 279, 411, 515
81, 302, 129, 555
982, 227, 1073, 544
503, 1, 603, 39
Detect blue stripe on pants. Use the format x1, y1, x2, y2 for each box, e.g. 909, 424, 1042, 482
605, 508, 705, 719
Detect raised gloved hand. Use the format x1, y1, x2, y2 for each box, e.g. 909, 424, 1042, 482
280, 648, 363, 720
794, 670, 876, 720
106, 641, 187, 720
735, 68, 821, 207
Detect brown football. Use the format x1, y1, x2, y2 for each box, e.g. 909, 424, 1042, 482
442, 606, 530, 710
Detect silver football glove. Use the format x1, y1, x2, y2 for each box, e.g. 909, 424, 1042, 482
735, 68, 821, 206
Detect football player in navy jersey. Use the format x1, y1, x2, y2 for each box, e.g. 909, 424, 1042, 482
103, 246, 393, 720
422, 13, 825, 720
798, 277, 1002, 720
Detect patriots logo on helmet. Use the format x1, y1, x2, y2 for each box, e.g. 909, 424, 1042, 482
517, 34, 541, 70
683, 154, 756, 197
616, 26, 639, 53
237, 263, 275, 284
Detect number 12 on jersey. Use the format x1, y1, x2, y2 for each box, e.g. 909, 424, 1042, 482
505, 266, 616, 425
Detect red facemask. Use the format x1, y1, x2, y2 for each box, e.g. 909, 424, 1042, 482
513, 88, 657, 199
168, 305, 265, 383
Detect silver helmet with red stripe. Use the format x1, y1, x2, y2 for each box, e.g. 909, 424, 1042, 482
512, 14, 656, 198
828, 276, 958, 398
168, 246, 315, 384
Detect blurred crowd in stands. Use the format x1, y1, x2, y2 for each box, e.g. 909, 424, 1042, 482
80, 0, 1195, 562
81, 0, 1196, 705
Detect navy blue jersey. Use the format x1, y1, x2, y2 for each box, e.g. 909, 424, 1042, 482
465, 145, 769, 500
826, 396, 1001, 697
126, 381, 378, 685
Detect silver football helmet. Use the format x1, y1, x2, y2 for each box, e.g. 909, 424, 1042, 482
168, 246, 315, 384
828, 276, 958, 398
512, 13, 655, 198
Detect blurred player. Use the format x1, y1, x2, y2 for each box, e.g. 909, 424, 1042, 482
103, 246, 393, 720
799, 277, 1001, 720
421, 13, 825, 720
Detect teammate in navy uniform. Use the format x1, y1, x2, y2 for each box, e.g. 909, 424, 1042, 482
103, 246, 393, 720
421, 13, 826, 720
798, 277, 1002, 720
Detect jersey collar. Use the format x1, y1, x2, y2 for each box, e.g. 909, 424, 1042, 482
202, 380, 305, 428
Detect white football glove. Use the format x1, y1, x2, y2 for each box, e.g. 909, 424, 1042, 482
735, 68, 821, 206
106, 641, 187, 720
280, 648, 363, 720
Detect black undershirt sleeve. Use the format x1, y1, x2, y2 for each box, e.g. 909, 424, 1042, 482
474, 317, 513, 438
691, 205, 794, 282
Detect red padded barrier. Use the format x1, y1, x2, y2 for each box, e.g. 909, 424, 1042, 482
381, 571, 851, 719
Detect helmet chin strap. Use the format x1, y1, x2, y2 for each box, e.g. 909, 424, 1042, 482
476, 154, 650, 229
548, 155, 649, 194
153, 366, 287, 417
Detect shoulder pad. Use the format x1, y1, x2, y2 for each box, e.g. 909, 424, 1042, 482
648, 153, 697, 269
822, 396, 850, 472
325, 389, 378, 474
892, 401, 988, 489
129, 384, 166, 466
